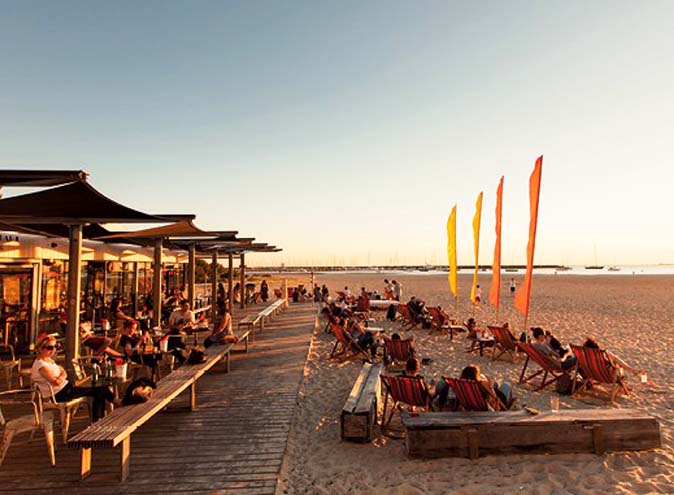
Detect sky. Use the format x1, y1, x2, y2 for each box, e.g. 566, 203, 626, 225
1, 1, 673, 267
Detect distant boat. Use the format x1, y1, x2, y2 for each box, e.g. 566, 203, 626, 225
608, 266, 621, 272
505, 268, 518, 272
585, 265, 604, 270
556, 266, 572, 271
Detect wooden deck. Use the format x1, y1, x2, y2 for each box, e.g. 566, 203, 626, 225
0, 303, 316, 495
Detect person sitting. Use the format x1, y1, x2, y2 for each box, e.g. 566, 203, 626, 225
111, 297, 134, 330
407, 296, 432, 327
531, 327, 576, 370
460, 364, 514, 410
166, 300, 195, 364
345, 319, 377, 358
31, 334, 121, 421
401, 358, 450, 410
583, 337, 642, 377
204, 307, 238, 348
79, 321, 123, 358
119, 320, 153, 359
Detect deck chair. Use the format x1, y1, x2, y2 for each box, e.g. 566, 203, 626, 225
397, 304, 419, 331
0, 389, 55, 467
444, 377, 511, 412
352, 295, 371, 320
33, 378, 90, 445
329, 323, 372, 363
489, 325, 521, 362
570, 345, 629, 403
427, 307, 456, 339
516, 342, 567, 391
0, 345, 22, 390
380, 375, 432, 432
383, 338, 414, 369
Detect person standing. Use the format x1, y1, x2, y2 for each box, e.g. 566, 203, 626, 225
509, 278, 516, 295
392, 280, 402, 301
260, 280, 269, 302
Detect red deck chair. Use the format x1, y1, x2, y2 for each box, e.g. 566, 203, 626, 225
444, 377, 509, 412
329, 323, 372, 363
427, 307, 456, 339
488, 325, 521, 362
516, 342, 566, 391
397, 304, 419, 331
383, 338, 414, 368
380, 375, 432, 429
570, 344, 630, 403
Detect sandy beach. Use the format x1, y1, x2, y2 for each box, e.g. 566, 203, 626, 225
277, 272, 674, 495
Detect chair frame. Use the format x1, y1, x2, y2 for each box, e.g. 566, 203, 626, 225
397, 304, 419, 331
383, 338, 414, 369
570, 344, 629, 403
444, 377, 509, 412
516, 342, 566, 391
33, 379, 90, 445
0, 344, 22, 390
380, 375, 432, 432
0, 389, 55, 467
489, 325, 521, 363
329, 323, 372, 363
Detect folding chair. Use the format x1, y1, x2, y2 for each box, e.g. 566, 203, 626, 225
329, 323, 372, 363
380, 375, 432, 433
383, 338, 414, 369
0, 345, 22, 390
445, 377, 510, 411
397, 304, 419, 331
516, 342, 567, 391
489, 325, 521, 362
427, 307, 456, 339
570, 344, 630, 403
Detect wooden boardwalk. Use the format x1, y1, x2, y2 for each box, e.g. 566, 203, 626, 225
0, 303, 316, 495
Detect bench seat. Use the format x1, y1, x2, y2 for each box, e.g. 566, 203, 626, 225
340, 363, 381, 442
403, 409, 661, 459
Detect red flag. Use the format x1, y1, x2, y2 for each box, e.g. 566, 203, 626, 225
514, 157, 543, 318
489, 176, 504, 311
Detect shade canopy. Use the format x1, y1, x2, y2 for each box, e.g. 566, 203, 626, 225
98, 220, 236, 241
0, 170, 88, 187
0, 181, 170, 224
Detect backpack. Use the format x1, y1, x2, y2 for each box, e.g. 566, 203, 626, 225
386, 304, 397, 321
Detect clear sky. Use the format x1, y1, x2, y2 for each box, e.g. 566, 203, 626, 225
1, 1, 673, 267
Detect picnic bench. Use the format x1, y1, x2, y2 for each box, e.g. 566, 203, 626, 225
237, 298, 287, 337
403, 409, 661, 459
67, 327, 251, 481
340, 362, 382, 442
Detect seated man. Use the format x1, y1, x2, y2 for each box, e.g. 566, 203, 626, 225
166, 300, 196, 364
531, 327, 575, 370
407, 296, 432, 326
345, 319, 377, 358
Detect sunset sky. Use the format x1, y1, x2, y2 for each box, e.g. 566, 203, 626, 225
2, 1, 672, 266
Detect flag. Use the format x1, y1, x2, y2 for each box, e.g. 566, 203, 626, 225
489, 177, 504, 310
514, 156, 543, 317
447, 206, 457, 299
470, 192, 483, 304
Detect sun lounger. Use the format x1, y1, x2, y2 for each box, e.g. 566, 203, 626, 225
570, 344, 630, 403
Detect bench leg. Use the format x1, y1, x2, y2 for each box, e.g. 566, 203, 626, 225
225, 352, 230, 372
245, 335, 248, 352
466, 428, 479, 460
190, 383, 196, 411
120, 437, 130, 481
80, 448, 92, 480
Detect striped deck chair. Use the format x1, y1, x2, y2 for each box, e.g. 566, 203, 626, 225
380, 375, 432, 429
444, 377, 509, 412
329, 323, 372, 363
570, 344, 629, 403
489, 325, 521, 362
383, 338, 414, 369
397, 304, 419, 331
516, 342, 567, 391
427, 307, 454, 339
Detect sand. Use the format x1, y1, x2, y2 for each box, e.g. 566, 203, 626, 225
277, 272, 674, 495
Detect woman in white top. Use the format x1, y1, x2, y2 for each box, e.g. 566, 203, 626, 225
31, 334, 120, 421
204, 307, 237, 348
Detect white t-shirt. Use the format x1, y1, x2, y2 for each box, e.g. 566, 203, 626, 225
31, 358, 68, 398
169, 309, 195, 329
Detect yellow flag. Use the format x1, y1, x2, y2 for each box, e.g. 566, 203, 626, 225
446, 205, 457, 299
470, 192, 483, 304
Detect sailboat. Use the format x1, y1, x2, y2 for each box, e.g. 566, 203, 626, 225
585, 244, 604, 270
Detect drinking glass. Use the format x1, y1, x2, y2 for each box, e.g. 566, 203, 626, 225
550, 395, 559, 413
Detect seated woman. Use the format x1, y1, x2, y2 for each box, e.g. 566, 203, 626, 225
31, 334, 121, 421
460, 364, 514, 410
345, 319, 377, 358
79, 322, 123, 359
119, 320, 153, 361
401, 358, 450, 411
531, 327, 576, 370
583, 337, 642, 377
204, 308, 238, 348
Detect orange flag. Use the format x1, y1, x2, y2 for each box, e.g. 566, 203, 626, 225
470, 192, 483, 304
489, 176, 504, 311
514, 156, 543, 319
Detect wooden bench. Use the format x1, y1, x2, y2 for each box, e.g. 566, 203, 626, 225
237, 315, 261, 342
340, 362, 382, 442
67, 331, 251, 481
403, 409, 661, 459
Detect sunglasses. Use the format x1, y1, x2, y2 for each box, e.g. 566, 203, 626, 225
42, 345, 56, 350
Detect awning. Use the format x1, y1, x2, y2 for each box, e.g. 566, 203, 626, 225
0, 170, 88, 187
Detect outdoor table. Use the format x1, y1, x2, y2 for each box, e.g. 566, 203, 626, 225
184, 323, 211, 346
474, 336, 494, 356
369, 300, 400, 310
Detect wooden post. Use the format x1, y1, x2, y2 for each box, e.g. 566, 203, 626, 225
132, 261, 139, 317
284, 278, 288, 307
120, 437, 130, 481
65, 224, 82, 379
239, 253, 245, 310
228, 254, 234, 314
151, 239, 163, 329
190, 382, 196, 411
211, 250, 218, 323
80, 447, 92, 479
187, 244, 196, 308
